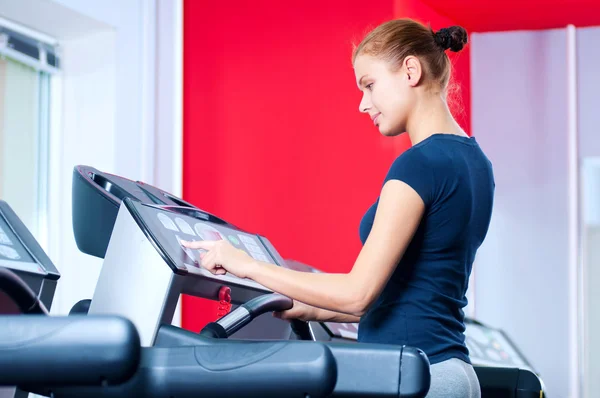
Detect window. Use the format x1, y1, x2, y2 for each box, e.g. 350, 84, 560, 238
0, 20, 59, 250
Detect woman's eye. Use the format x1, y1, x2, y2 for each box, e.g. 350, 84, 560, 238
366, 83, 374, 90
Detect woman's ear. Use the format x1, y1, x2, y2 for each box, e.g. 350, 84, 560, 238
403, 56, 422, 87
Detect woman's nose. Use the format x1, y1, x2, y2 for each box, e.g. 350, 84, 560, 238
359, 95, 370, 113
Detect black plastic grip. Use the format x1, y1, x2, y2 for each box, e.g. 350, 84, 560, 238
28, 341, 338, 398
473, 366, 545, 398
205, 293, 294, 337
399, 346, 431, 397
198, 322, 228, 339
240, 293, 293, 316
0, 315, 141, 386
323, 342, 431, 397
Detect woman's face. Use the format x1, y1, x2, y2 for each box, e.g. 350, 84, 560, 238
354, 54, 418, 137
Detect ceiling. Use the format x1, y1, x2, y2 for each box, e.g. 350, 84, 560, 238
0, 0, 111, 42
421, 0, 600, 32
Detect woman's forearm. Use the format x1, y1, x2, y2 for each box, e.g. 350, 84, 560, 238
247, 260, 367, 316
314, 308, 361, 323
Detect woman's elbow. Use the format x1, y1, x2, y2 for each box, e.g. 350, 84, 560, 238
344, 294, 374, 317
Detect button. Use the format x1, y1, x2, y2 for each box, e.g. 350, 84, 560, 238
157, 213, 179, 232
175, 218, 196, 236
245, 243, 264, 254
195, 223, 224, 241
228, 235, 240, 245
0, 231, 11, 245
0, 245, 20, 260
238, 235, 255, 244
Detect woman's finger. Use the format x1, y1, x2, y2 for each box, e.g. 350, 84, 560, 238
200, 252, 218, 273
181, 240, 217, 250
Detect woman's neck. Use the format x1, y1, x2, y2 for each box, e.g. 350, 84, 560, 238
405, 94, 466, 146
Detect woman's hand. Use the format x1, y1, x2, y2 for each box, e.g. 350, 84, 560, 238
180, 239, 256, 279
273, 300, 321, 322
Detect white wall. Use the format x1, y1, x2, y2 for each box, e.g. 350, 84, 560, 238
577, 26, 600, 398
582, 160, 600, 398
471, 28, 573, 398
44, 0, 148, 315
48, 29, 118, 314
50, 0, 181, 193
155, 0, 183, 195
51, 0, 153, 183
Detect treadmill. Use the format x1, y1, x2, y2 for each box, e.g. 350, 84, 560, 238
284, 258, 548, 398
0, 200, 141, 398
64, 165, 432, 397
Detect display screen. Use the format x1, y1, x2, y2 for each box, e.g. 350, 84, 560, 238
325, 322, 359, 340
137, 204, 278, 271
465, 322, 529, 369
0, 215, 43, 274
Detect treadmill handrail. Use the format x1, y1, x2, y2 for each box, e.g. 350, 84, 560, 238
26, 341, 338, 398
200, 293, 317, 340
0, 315, 141, 387
242, 292, 292, 316
201, 293, 293, 338
0, 268, 48, 314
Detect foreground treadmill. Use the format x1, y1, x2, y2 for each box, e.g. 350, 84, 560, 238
284, 259, 547, 398
66, 165, 432, 397
0, 267, 336, 398
0, 200, 141, 398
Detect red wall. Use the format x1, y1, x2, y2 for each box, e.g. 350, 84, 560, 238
182, 0, 470, 331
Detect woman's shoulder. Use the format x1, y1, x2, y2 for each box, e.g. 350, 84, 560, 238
390, 141, 447, 171
394, 134, 483, 167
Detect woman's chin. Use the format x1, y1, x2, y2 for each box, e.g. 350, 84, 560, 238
378, 125, 403, 137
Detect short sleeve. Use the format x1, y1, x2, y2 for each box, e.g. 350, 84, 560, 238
383, 148, 436, 207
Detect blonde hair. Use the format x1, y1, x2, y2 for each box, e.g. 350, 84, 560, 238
353, 19, 467, 91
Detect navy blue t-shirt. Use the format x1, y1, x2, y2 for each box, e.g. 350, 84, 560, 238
358, 133, 495, 365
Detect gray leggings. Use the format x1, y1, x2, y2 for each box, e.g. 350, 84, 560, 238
426, 358, 481, 398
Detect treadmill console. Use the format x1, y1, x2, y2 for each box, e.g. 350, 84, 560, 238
0, 220, 39, 274
464, 319, 535, 372
325, 322, 359, 340
0, 200, 60, 314
123, 200, 285, 297
0, 201, 57, 279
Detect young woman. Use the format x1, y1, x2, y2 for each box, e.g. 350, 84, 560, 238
183, 18, 494, 398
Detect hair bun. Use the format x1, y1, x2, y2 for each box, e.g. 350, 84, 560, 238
434, 26, 468, 52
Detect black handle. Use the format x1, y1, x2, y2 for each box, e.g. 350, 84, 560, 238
0, 315, 141, 386
0, 268, 47, 315
241, 293, 293, 316
200, 294, 293, 338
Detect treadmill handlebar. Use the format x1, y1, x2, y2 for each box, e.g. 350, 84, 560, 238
241, 293, 292, 316
202, 293, 306, 338
28, 341, 339, 398
0, 268, 48, 315
0, 315, 141, 387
